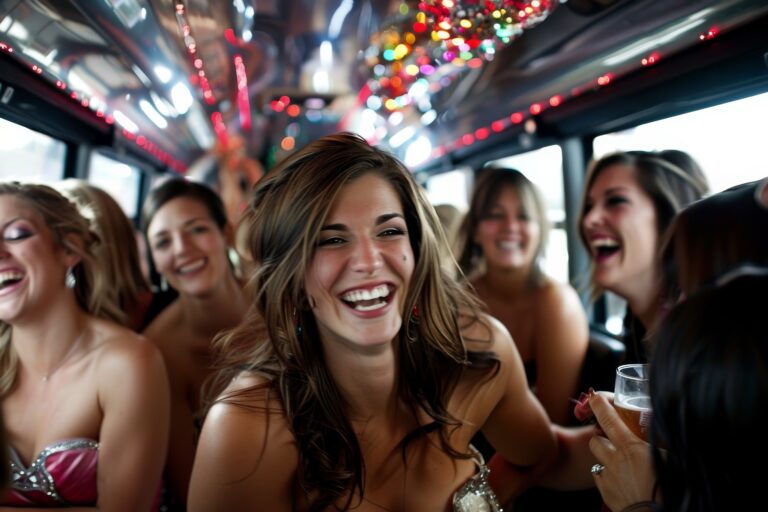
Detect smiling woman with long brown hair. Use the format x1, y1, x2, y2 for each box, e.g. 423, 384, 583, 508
189, 132, 556, 511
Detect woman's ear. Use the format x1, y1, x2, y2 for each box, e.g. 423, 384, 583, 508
61, 233, 84, 269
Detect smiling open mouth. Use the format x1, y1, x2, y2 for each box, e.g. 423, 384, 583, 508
0, 271, 24, 290
341, 284, 392, 312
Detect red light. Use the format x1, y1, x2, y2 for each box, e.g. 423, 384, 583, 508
529, 103, 542, 115
491, 120, 505, 132
510, 112, 524, 124
475, 127, 489, 140
461, 133, 475, 146
641, 51, 660, 66
287, 104, 300, 117
597, 74, 612, 86
224, 28, 237, 45
699, 26, 719, 41
549, 95, 562, 107
413, 22, 427, 33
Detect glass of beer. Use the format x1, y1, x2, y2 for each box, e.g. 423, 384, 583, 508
614, 363, 652, 440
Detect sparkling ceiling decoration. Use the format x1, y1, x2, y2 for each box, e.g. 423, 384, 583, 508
363, 0, 560, 114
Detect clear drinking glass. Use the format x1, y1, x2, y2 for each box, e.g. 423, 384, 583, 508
614, 363, 652, 440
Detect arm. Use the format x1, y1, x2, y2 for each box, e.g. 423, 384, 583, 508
188, 379, 297, 511
588, 391, 657, 511
480, 316, 556, 467
488, 424, 597, 504
534, 283, 589, 425
96, 337, 170, 512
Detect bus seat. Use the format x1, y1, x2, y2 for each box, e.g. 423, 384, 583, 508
578, 326, 627, 394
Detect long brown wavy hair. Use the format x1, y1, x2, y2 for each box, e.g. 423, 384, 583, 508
0, 182, 121, 396
210, 132, 497, 510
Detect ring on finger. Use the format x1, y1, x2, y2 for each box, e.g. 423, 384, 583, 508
591, 463, 605, 476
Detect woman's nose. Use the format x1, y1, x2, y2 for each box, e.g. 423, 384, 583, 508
583, 204, 603, 229
351, 239, 383, 274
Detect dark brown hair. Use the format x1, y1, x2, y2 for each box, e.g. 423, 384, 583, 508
210, 132, 496, 510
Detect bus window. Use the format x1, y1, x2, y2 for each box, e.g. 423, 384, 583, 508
0, 118, 65, 183
88, 152, 142, 220
593, 91, 768, 193
488, 145, 569, 284
425, 167, 471, 212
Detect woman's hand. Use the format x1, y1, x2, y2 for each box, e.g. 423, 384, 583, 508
588, 391, 656, 511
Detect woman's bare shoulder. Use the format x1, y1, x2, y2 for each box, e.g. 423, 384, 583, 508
89, 318, 166, 378
192, 371, 297, 503
461, 311, 513, 354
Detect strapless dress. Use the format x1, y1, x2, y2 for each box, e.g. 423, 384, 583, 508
5, 438, 99, 507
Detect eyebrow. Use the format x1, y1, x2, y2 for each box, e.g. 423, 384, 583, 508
320, 212, 404, 231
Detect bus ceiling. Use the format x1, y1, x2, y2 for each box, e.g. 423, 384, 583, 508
0, 0, 767, 175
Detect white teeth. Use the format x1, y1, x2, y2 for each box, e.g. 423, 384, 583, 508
342, 284, 390, 303
0, 271, 23, 286
498, 241, 521, 250
177, 259, 206, 274
592, 238, 619, 249
354, 301, 387, 312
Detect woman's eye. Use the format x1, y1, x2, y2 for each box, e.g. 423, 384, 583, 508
3, 227, 33, 242
607, 196, 629, 206
318, 236, 345, 246
190, 225, 210, 234
379, 227, 405, 237
152, 239, 170, 250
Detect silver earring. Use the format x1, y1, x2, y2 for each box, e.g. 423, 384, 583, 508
65, 267, 76, 289
159, 275, 168, 292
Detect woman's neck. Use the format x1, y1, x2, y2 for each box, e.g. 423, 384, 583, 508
12, 294, 90, 377
621, 273, 660, 331
177, 274, 248, 337
474, 264, 531, 298
325, 342, 400, 421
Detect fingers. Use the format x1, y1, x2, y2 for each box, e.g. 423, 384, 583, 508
589, 390, 636, 445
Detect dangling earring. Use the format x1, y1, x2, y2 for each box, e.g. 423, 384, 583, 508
65, 267, 76, 289
411, 304, 419, 322
159, 274, 168, 292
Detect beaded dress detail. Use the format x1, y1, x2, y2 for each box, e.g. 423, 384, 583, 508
5, 438, 99, 507
452, 446, 503, 512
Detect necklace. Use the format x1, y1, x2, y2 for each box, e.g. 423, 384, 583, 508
35, 328, 89, 382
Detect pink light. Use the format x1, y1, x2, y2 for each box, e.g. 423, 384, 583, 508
211, 111, 228, 147
233, 54, 252, 130
549, 95, 562, 107
529, 103, 542, 115
510, 112, 524, 124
